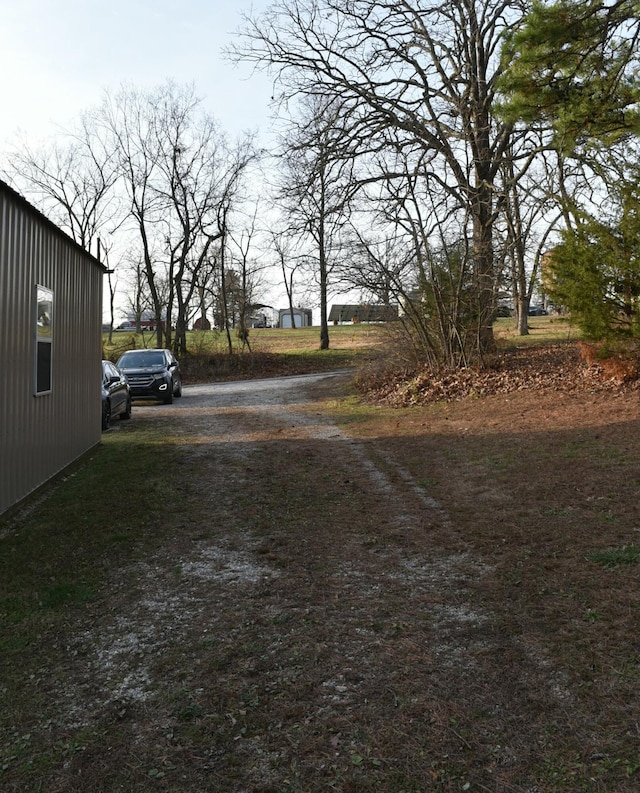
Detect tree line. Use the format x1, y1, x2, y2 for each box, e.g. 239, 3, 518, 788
3, 82, 266, 356
3, 0, 639, 365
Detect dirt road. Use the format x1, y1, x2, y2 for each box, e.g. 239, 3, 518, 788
52, 371, 493, 791
7, 370, 640, 792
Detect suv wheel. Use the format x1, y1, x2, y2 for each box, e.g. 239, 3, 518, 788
120, 396, 132, 420
102, 402, 111, 430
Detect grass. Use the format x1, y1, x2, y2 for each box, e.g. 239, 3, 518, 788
103, 316, 577, 383
103, 323, 387, 382
0, 425, 186, 784
103, 322, 386, 356
105, 316, 572, 357
586, 545, 640, 568
0, 428, 182, 614
3, 320, 640, 792
493, 313, 582, 346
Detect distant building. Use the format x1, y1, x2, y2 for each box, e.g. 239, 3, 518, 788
328, 304, 399, 324
250, 312, 270, 328
115, 319, 160, 332
278, 307, 312, 328
115, 311, 163, 333
0, 179, 105, 516
192, 316, 211, 331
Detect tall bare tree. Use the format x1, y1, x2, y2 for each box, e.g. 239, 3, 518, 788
274, 95, 358, 348
94, 85, 168, 347
233, 0, 529, 360
4, 114, 120, 253
227, 204, 269, 350
269, 230, 306, 330
96, 82, 258, 354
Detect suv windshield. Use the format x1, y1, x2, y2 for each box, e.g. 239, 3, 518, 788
119, 351, 165, 368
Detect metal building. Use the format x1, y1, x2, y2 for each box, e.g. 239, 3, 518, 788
328, 304, 399, 324
278, 307, 313, 328
0, 179, 106, 516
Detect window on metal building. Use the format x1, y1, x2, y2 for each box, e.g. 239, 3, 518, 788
35, 284, 53, 395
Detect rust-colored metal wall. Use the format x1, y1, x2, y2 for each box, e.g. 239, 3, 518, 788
0, 180, 105, 515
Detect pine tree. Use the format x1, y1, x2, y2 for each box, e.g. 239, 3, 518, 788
545, 180, 640, 338
497, 0, 640, 150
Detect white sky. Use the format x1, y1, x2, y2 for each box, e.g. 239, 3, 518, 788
0, 0, 362, 319
0, 0, 274, 146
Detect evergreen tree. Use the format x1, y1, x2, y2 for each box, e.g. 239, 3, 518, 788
545, 179, 640, 338
498, 0, 640, 150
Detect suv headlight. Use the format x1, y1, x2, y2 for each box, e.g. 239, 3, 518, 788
153, 372, 170, 390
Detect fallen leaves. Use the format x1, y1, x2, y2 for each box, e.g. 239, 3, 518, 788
358, 343, 639, 407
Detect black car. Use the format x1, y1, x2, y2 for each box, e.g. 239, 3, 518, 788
116, 348, 182, 404
102, 360, 132, 430
528, 305, 549, 316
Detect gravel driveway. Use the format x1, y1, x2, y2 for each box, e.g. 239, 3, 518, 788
8, 370, 634, 792
32, 370, 495, 792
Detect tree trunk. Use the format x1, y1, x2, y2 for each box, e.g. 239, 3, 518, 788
516, 296, 530, 335
319, 275, 329, 349
472, 189, 496, 358
174, 315, 188, 357
319, 217, 329, 350
220, 258, 233, 355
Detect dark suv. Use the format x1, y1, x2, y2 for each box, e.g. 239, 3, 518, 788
116, 349, 182, 404
102, 360, 131, 430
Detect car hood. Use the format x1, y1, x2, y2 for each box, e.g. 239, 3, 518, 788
119, 364, 168, 374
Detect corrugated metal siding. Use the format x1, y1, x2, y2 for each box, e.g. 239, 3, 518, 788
0, 183, 104, 515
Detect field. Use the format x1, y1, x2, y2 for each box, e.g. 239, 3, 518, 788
2, 317, 639, 792
102, 315, 582, 383
103, 323, 388, 381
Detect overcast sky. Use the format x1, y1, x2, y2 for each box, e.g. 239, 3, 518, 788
0, 0, 274, 146
0, 0, 362, 317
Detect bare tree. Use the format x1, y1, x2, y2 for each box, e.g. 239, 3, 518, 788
95, 82, 258, 354
3, 117, 124, 346
99, 238, 119, 345
233, 0, 530, 360
95, 85, 169, 348
208, 145, 263, 354
227, 204, 269, 351
274, 95, 358, 348
343, 139, 486, 367
4, 115, 120, 253
120, 252, 160, 331
192, 254, 219, 331
490, 140, 545, 334
269, 230, 306, 329
154, 102, 258, 355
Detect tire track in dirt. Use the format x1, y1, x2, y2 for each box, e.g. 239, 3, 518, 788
58, 373, 490, 720
178, 372, 455, 533
46, 372, 566, 791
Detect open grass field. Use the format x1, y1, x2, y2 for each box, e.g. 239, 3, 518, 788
2, 316, 639, 792
103, 315, 575, 360
103, 322, 388, 381
103, 322, 387, 357
493, 314, 581, 346
102, 315, 581, 384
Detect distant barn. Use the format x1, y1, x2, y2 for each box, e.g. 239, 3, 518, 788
0, 179, 105, 516
278, 307, 312, 328
329, 304, 399, 324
